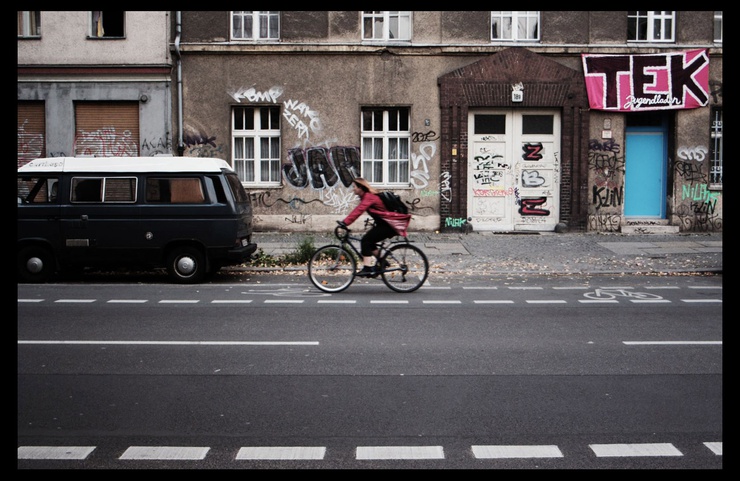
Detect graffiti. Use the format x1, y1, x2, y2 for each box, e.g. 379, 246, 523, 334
522, 143, 543, 161
588, 213, 622, 232
473, 187, 514, 197
444, 217, 467, 228
141, 136, 172, 156
709, 80, 723, 104
675, 203, 723, 232
681, 183, 720, 204
677, 145, 708, 162
283, 146, 360, 189
592, 185, 623, 209
519, 197, 550, 216
184, 130, 217, 148
283, 99, 323, 141
588, 138, 621, 153
521, 170, 546, 187
17, 120, 44, 165
251, 191, 325, 209
229, 86, 283, 104
411, 131, 440, 142
74, 127, 138, 157
473, 171, 504, 185
410, 142, 436, 188
674, 160, 706, 183
440, 171, 452, 203
185, 144, 225, 158
284, 214, 311, 224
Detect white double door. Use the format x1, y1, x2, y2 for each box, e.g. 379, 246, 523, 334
467, 109, 561, 232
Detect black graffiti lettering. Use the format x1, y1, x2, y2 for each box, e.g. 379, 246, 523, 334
519, 197, 550, 216
522, 143, 543, 161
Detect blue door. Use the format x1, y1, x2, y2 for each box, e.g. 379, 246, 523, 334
625, 128, 667, 218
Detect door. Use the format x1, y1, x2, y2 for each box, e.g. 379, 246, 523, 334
625, 121, 667, 218
467, 109, 560, 231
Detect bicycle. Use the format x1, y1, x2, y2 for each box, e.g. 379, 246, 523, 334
308, 220, 429, 293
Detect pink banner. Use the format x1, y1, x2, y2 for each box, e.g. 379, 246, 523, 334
582, 49, 709, 112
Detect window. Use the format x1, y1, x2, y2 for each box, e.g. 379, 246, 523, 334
232, 106, 281, 185
362, 11, 411, 42
17, 11, 40, 38
90, 11, 125, 38
710, 108, 722, 188
71, 177, 136, 203
714, 11, 722, 43
146, 178, 206, 203
361, 108, 410, 186
491, 11, 539, 42
231, 11, 279, 40
627, 11, 674, 42
17, 177, 58, 204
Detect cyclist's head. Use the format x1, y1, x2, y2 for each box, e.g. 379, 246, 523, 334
353, 177, 379, 195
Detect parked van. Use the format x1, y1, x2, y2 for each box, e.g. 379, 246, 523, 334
17, 156, 257, 283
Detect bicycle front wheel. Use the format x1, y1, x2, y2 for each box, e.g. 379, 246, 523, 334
308, 245, 356, 293
381, 243, 429, 293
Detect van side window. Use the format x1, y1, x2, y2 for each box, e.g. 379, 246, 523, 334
17, 176, 59, 204
146, 177, 206, 204
71, 177, 136, 203
72, 178, 103, 202
207, 175, 228, 203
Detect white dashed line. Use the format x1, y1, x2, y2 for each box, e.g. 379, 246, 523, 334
526, 300, 567, 304
18, 299, 44, 303
119, 446, 210, 460
211, 300, 253, 304
54, 299, 96, 303
703, 442, 722, 455
589, 443, 682, 457
108, 299, 148, 303
680, 299, 722, 303
158, 300, 199, 304
474, 300, 514, 304
236, 446, 326, 460
18, 446, 95, 460
472, 445, 563, 458
356, 445, 444, 460
623, 341, 721, 345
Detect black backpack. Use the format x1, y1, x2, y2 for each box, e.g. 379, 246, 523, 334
378, 191, 408, 214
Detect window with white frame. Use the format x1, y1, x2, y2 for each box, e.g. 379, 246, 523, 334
17, 11, 40, 37
90, 11, 125, 38
710, 108, 722, 188
232, 106, 281, 186
628, 11, 674, 42
714, 11, 722, 43
361, 108, 410, 186
362, 11, 411, 41
231, 11, 279, 40
491, 11, 539, 41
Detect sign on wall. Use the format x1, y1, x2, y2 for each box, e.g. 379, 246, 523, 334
582, 49, 709, 112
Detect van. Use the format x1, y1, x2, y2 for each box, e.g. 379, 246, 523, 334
17, 156, 257, 283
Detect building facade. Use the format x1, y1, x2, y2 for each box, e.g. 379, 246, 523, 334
18, 11, 723, 234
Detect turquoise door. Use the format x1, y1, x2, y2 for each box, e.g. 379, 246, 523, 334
625, 131, 666, 218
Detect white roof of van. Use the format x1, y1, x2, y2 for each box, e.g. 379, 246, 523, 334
18, 156, 235, 174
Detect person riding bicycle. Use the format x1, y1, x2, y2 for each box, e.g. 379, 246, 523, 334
338, 177, 412, 277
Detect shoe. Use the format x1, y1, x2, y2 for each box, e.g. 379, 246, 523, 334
357, 266, 379, 277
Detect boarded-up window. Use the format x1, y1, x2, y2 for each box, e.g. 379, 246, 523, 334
74, 102, 140, 157
18, 101, 46, 167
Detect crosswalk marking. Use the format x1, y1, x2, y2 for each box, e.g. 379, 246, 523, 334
18, 446, 95, 460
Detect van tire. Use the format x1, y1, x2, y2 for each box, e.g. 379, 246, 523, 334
166, 246, 206, 284
18, 246, 55, 283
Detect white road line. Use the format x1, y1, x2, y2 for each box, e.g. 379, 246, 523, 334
356, 446, 444, 460
18, 446, 95, 460
18, 299, 44, 303
423, 300, 462, 304
589, 443, 682, 457
370, 300, 408, 304
236, 446, 326, 460
472, 445, 563, 459
552, 286, 588, 290
680, 299, 722, 303
119, 446, 209, 460
317, 300, 356, 304
645, 286, 680, 289
474, 300, 514, 304
421, 286, 451, 290
463, 286, 498, 290
703, 442, 722, 455
54, 299, 96, 303
623, 341, 721, 345
508, 286, 543, 290
526, 300, 567, 304
211, 300, 254, 303
108, 299, 148, 303
688, 286, 722, 289
264, 300, 304, 304
579, 300, 619, 303
629, 299, 671, 303
18, 340, 319, 346
158, 300, 199, 304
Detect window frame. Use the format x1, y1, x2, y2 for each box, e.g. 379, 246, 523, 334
231, 11, 280, 41
17, 11, 41, 38
232, 106, 282, 187
360, 107, 411, 187
89, 11, 126, 39
709, 108, 722, 189
362, 11, 412, 42
627, 11, 675, 43
490, 11, 540, 42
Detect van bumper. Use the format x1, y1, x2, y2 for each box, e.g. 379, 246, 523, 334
225, 242, 258, 263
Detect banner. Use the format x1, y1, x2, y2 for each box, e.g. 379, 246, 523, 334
582, 49, 709, 112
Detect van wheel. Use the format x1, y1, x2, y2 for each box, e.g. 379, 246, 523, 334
18, 246, 55, 283
166, 247, 206, 284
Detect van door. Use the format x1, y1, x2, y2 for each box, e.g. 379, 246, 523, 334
468, 109, 561, 231
17, 175, 62, 247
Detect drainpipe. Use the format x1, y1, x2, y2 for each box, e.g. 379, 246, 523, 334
174, 11, 185, 156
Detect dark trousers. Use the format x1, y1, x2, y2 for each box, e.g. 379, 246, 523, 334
361, 219, 396, 256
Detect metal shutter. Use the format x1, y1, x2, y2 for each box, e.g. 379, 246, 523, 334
18, 101, 46, 167
74, 102, 140, 157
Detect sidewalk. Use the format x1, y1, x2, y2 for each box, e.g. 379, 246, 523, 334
234, 230, 722, 277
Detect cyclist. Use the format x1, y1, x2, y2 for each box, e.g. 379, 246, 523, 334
338, 177, 412, 276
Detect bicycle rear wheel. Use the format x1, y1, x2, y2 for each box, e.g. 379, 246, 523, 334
308, 245, 356, 293
381, 243, 429, 293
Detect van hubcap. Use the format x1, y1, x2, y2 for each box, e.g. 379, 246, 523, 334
177, 257, 196, 275
26, 257, 43, 274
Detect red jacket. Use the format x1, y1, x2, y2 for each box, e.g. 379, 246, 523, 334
342, 192, 412, 237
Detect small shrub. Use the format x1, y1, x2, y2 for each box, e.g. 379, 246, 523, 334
281, 236, 315, 265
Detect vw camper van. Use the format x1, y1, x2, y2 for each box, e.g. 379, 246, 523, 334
17, 156, 257, 283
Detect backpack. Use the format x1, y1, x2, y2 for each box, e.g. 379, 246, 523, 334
379, 191, 408, 214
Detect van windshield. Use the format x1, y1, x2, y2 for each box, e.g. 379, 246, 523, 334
225, 172, 250, 204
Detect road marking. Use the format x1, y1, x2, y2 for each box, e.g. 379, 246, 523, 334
552, 286, 588, 290
472, 445, 563, 458
158, 300, 199, 304
119, 446, 209, 460
579, 300, 619, 303
317, 300, 356, 304
108, 299, 148, 303
211, 300, 254, 304
463, 286, 498, 290
356, 446, 444, 460
54, 299, 96, 303
623, 341, 721, 345
688, 286, 722, 289
18, 446, 95, 460
526, 300, 567, 304
474, 300, 514, 304
508, 286, 543, 290
589, 443, 682, 457
264, 300, 304, 304
18, 299, 44, 303
680, 299, 722, 303
423, 300, 461, 304
18, 340, 319, 346
703, 442, 722, 455
645, 286, 679, 290
236, 446, 326, 460
629, 299, 671, 303
370, 300, 408, 304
